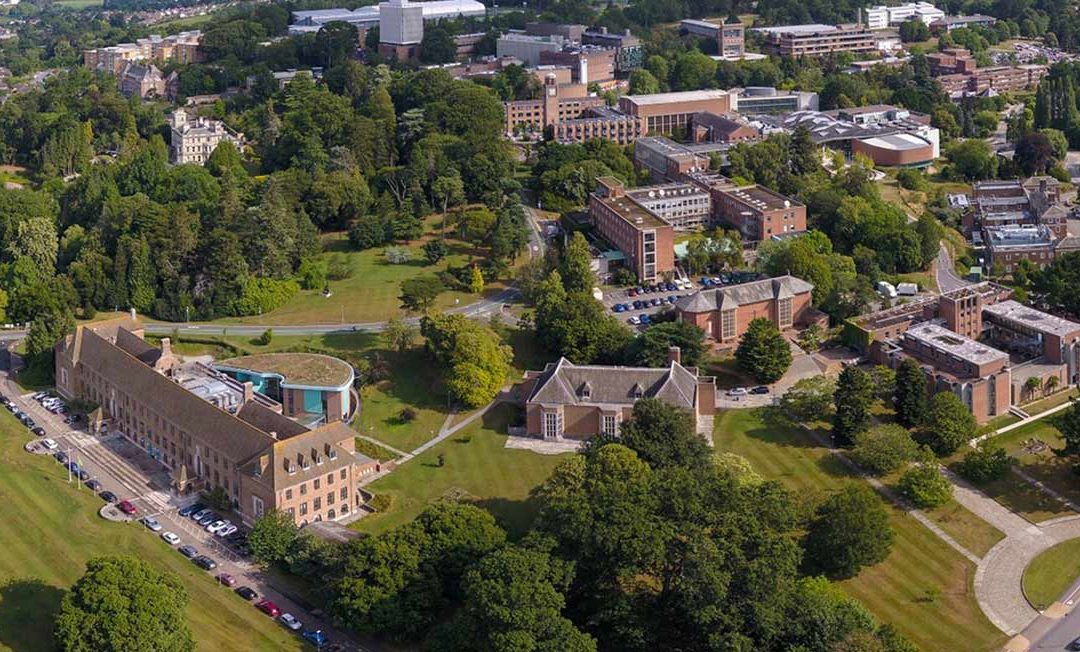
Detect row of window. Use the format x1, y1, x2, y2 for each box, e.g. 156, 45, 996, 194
283, 469, 348, 500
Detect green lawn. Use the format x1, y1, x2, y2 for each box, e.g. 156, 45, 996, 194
1023, 538, 1080, 610
352, 404, 568, 538
1022, 389, 1079, 415
923, 500, 1006, 557
982, 419, 1080, 521
220, 217, 515, 326
0, 410, 301, 652
712, 409, 1008, 652
53, 0, 103, 8
355, 349, 452, 453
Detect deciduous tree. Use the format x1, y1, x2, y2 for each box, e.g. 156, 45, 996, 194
802, 484, 894, 579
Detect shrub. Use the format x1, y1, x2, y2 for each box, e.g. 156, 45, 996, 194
348, 215, 390, 250
255, 329, 273, 346
369, 494, 393, 512
899, 464, 952, 508
201, 486, 231, 510
851, 424, 920, 475
897, 168, 927, 191
326, 253, 354, 280
385, 246, 411, 264
958, 442, 1012, 483
398, 407, 417, 423
232, 278, 298, 317
297, 257, 328, 290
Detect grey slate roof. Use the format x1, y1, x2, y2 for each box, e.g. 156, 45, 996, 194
528, 358, 699, 410
674, 275, 813, 313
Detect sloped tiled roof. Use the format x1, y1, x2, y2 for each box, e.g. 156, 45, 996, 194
675, 275, 813, 313
527, 358, 699, 410
236, 402, 310, 440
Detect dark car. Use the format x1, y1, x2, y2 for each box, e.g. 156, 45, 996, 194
85, 479, 102, 492
1069, 637, 1080, 652
178, 544, 199, 559
193, 556, 217, 571
54, 451, 68, 463
78, 469, 90, 482
99, 490, 117, 503
31, 426, 46, 437
256, 600, 282, 618
178, 502, 205, 518
750, 386, 770, 395
302, 630, 329, 648
235, 586, 258, 601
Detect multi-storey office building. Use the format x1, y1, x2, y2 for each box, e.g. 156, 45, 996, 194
753, 24, 877, 57
588, 177, 675, 283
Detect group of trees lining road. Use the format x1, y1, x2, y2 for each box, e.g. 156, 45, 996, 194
238, 399, 911, 652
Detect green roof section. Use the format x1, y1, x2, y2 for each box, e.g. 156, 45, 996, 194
218, 353, 353, 389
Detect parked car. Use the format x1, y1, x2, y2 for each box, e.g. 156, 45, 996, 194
178, 502, 204, 518
235, 586, 258, 601
726, 387, 748, 397
141, 516, 162, 531
301, 630, 328, 648
216, 524, 238, 537
85, 479, 102, 492
613, 304, 626, 313
54, 451, 68, 463
639, 313, 651, 325
178, 544, 198, 559
77, 469, 90, 482
628, 316, 640, 325
256, 600, 282, 617
216, 573, 237, 587
650, 298, 661, 307
99, 490, 117, 503
191, 508, 212, 521
197, 512, 218, 526
627, 288, 637, 297
280, 613, 303, 631
161, 531, 181, 545
31, 426, 46, 437
42, 438, 58, 450
1067, 636, 1080, 651
750, 386, 770, 395
193, 555, 217, 571
117, 500, 137, 515
206, 519, 229, 534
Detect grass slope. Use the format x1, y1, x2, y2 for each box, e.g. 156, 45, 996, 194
1023, 538, 1080, 610
352, 404, 568, 538
712, 409, 1007, 652
0, 409, 301, 652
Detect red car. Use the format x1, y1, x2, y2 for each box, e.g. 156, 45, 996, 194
216, 573, 236, 587
117, 500, 137, 515
256, 600, 281, 618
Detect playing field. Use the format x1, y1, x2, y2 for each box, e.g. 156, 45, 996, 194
0, 409, 302, 652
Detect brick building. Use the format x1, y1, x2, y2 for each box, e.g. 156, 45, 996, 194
926, 48, 977, 76
674, 275, 822, 345
118, 62, 165, 99
83, 31, 202, 73
589, 177, 675, 282
753, 24, 877, 57
55, 317, 379, 526
618, 90, 734, 135
539, 46, 616, 85
520, 351, 716, 441
937, 64, 1048, 95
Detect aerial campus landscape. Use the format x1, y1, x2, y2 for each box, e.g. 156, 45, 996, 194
10, 1, 1080, 652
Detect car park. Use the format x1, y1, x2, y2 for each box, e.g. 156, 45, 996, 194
216, 573, 236, 587
42, 438, 58, 450
117, 500, 137, 515
85, 479, 102, 492
178, 544, 198, 558
726, 387, 748, 397
280, 613, 303, 631
178, 502, 204, 518
142, 516, 162, 531
161, 531, 180, 545
99, 490, 117, 503
235, 586, 258, 601
193, 555, 217, 571
31, 426, 45, 437
256, 600, 282, 617
302, 630, 328, 648
750, 386, 770, 395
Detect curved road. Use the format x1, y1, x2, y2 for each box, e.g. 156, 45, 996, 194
936, 243, 971, 294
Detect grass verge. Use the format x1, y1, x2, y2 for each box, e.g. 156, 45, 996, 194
1023, 538, 1080, 610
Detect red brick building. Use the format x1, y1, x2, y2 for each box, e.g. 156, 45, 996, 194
674, 275, 822, 345
589, 177, 676, 283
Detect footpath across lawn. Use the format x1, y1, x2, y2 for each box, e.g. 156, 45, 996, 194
352, 404, 569, 538
0, 409, 303, 652
712, 409, 1008, 652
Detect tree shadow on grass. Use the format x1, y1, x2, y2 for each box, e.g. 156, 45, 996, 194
474, 496, 545, 540
0, 578, 65, 652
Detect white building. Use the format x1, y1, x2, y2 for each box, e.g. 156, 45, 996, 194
860, 2, 944, 29
496, 33, 566, 66
380, 0, 425, 45
288, 0, 486, 35
168, 110, 243, 166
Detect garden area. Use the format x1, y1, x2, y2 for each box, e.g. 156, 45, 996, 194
0, 409, 304, 652
712, 409, 1008, 652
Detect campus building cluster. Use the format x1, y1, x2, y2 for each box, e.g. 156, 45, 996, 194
83, 31, 202, 74
55, 317, 378, 527
848, 283, 1080, 422
927, 48, 1048, 96
859, 2, 945, 29
959, 177, 1079, 273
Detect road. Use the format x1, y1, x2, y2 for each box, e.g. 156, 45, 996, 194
936, 243, 970, 294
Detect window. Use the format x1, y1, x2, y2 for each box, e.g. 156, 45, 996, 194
314, 478, 320, 490
287, 507, 295, 518
542, 411, 563, 439
299, 502, 308, 516
328, 492, 335, 505
721, 309, 736, 340
252, 496, 265, 518
300, 483, 307, 495
314, 497, 321, 511
603, 414, 617, 437
285, 489, 293, 500
327, 473, 334, 485
340, 487, 348, 501
778, 297, 793, 329
340, 469, 347, 480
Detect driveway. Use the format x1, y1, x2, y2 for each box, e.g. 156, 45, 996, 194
937, 244, 970, 294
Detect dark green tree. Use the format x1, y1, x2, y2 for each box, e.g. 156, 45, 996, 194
248, 509, 300, 566
591, 397, 709, 470
922, 392, 977, 455
735, 317, 792, 383
802, 484, 894, 579
894, 358, 929, 428
899, 464, 952, 508
623, 320, 706, 367
833, 365, 876, 446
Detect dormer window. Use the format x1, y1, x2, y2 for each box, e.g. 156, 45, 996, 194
578, 382, 592, 399
631, 383, 644, 399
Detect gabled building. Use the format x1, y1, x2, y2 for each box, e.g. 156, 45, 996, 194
118, 62, 165, 99
168, 109, 243, 165
674, 275, 824, 346
521, 351, 716, 441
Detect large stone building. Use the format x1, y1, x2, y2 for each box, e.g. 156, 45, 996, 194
168, 109, 243, 165
520, 350, 716, 441
118, 62, 165, 99
937, 64, 1048, 96
674, 275, 823, 346
55, 317, 379, 526
752, 24, 877, 58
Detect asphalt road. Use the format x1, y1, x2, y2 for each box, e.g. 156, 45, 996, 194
936, 243, 971, 294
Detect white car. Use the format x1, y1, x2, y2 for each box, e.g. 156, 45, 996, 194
41, 438, 58, 450
206, 519, 231, 534
161, 531, 180, 545
726, 387, 749, 397
279, 613, 303, 631
628, 316, 640, 325
142, 516, 162, 532
216, 524, 238, 538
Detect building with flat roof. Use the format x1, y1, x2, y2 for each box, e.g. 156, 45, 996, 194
633, 136, 712, 182
539, 45, 616, 85
731, 87, 819, 114
680, 18, 746, 59
519, 351, 715, 441
83, 31, 202, 74
930, 14, 996, 32
860, 2, 944, 29
496, 33, 566, 66
589, 177, 675, 283
581, 27, 643, 73
927, 48, 977, 76
290, 0, 485, 35
937, 64, 1048, 96
618, 90, 733, 134
753, 23, 877, 57
214, 353, 356, 427
966, 177, 1065, 237
707, 180, 807, 240
674, 275, 824, 346
984, 224, 1057, 272
55, 317, 379, 526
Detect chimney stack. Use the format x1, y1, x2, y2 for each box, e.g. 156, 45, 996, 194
668, 346, 682, 364
129, 307, 137, 320
160, 337, 172, 358
242, 381, 254, 404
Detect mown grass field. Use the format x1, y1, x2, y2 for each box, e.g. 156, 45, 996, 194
1023, 537, 1080, 610
0, 409, 302, 652
352, 404, 568, 538
712, 409, 1008, 652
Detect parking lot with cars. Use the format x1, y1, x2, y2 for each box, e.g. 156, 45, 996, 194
604, 272, 765, 330
0, 374, 361, 651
